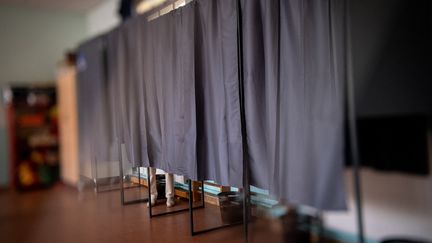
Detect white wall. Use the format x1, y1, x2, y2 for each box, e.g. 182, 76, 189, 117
0, 4, 87, 187
325, 168, 432, 242
0, 6, 86, 84
325, 129, 432, 243
86, 0, 120, 38
0, 0, 120, 186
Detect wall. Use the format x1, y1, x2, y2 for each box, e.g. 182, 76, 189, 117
0, 6, 86, 84
0, 0, 120, 187
0, 5, 87, 187
353, 0, 432, 117
324, 0, 432, 242
325, 168, 432, 242
86, 0, 120, 38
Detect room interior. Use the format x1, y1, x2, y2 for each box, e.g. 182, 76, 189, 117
0, 0, 431, 243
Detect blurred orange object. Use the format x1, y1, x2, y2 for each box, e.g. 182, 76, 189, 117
18, 162, 36, 186
18, 114, 45, 127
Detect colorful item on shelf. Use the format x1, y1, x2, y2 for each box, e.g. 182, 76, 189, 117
6, 86, 59, 190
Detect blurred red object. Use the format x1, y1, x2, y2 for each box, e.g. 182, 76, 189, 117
18, 114, 45, 127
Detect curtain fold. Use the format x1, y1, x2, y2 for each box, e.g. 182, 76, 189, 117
242, 0, 346, 210
139, 3, 197, 178
106, 18, 149, 167
194, 0, 243, 187
77, 35, 115, 172
105, 28, 122, 163
137, 0, 243, 186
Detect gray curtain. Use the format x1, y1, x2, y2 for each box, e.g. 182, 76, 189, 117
139, 3, 197, 178
106, 18, 149, 167
242, 0, 346, 210
78, 0, 347, 210
101, 0, 243, 187
195, 0, 243, 187
105, 27, 124, 165
77, 35, 113, 172
76, 41, 93, 176
194, 0, 243, 187
105, 29, 121, 163
136, 0, 243, 186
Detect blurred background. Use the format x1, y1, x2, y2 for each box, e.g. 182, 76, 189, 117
0, 0, 431, 242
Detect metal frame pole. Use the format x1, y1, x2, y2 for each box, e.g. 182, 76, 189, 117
236, 0, 250, 242
118, 142, 148, 205
188, 180, 240, 236
345, 0, 365, 242
119, 142, 125, 205
188, 179, 194, 236
148, 173, 202, 218
147, 167, 153, 217
94, 156, 99, 193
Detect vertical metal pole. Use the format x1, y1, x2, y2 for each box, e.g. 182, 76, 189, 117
345, 0, 365, 242
189, 179, 194, 236
94, 156, 99, 192
242, 175, 250, 243
91, 150, 97, 191
118, 143, 125, 205
138, 166, 141, 189
236, 0, 250, 242
147, 167, 153, 218
201, 181, 205, 208
317, 211, 324, 243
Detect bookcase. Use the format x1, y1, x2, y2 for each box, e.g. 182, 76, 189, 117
5, 85, 59, 190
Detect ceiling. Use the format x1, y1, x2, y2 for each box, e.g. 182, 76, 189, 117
0, 0, 106, 13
